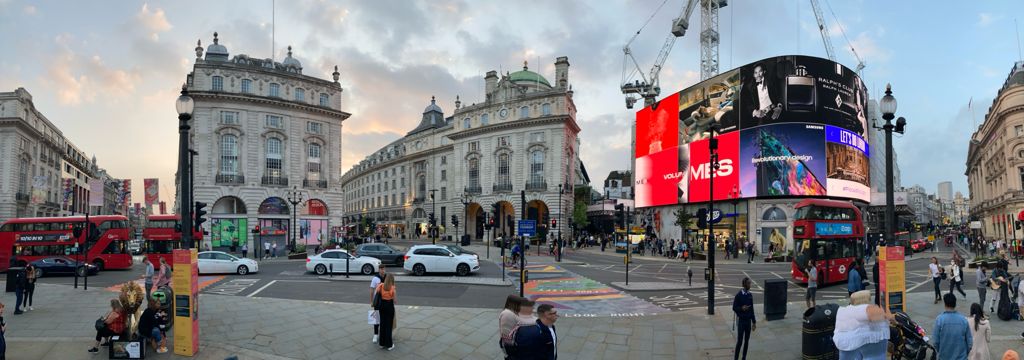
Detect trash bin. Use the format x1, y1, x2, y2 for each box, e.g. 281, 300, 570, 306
802, 303, 839, 360
763, 278, 788, 320
5, 267, 24, 293
461, 234, 470, 246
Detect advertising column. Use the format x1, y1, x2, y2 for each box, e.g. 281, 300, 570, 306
877, 245, 906, 313
172, 249, 199, 356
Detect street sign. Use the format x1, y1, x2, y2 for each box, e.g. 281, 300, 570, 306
706, 208, 723, 224
517, 220, 537, 236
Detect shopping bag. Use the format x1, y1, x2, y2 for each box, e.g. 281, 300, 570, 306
368, 310, 379, 325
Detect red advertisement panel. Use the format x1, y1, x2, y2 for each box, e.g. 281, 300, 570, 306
144, 178, 159, 206
635, 93, 685, 207
688, 131, 740, 202
635, 92, 680, 158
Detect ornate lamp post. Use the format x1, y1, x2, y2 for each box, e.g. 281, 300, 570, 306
874, 84, 906, 247
175, 85, 195, 248
460, 192, 473, 245
287, 186, 304, 253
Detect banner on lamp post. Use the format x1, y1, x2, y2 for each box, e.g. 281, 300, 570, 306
144, 178, 159, 207
61, 178, 74, 208
88, 179, 104, 207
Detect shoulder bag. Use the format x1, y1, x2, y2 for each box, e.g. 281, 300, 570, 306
371, 287, 382, 309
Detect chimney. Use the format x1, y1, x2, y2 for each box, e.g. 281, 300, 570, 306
555, 56, 570, 90
485, 70, 498, 98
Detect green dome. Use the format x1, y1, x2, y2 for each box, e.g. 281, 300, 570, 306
509, 62, 550, 87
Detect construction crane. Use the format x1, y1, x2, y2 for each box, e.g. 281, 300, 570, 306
810, 0, 865, 73
621, 0, 727, 109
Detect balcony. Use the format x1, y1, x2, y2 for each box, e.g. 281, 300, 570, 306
44, 201, 60, 208
465, 186, 482, 195
526, 180, 548, 191
413, 197, 426, 205
261, 176, 289, 186
492, 182, 513, 193
216, 174, 245, 185
15, 192, 29, 202
303, 179, 328, 189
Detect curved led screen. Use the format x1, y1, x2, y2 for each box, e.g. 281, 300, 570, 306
634, 55, 869, 207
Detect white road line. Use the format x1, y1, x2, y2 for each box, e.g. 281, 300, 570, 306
246, 280, 277, 297
659, 264, 668, 273
742, 271, 764, 291
906, 278, 934, 292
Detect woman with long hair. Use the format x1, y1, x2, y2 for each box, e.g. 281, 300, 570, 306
88, 299, 125, 353
498, 295, 522, 359
375, 273, 396, 351
949, 259, 967, 299
968, 303, 991, 360
23, 264, 36, 311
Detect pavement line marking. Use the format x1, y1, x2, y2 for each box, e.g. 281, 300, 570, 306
742, 271, 764, 291
906, 278, 933, 292
246, 280, 277, 297
659, 264, 668, 273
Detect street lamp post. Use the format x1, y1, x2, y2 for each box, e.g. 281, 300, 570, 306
557, 183, 564, 262
460, 192, 472, 246
175, 85, 195, 249
429, 189, 438, 245
706, 122, 720, 315
287, 186, 304, 253
875, 84, 906, 247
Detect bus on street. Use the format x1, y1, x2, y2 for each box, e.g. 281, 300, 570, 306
0, 215, 134, 271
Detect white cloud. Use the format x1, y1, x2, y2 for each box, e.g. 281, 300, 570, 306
848, 31, 889, 63
23, 5, 35, 15
43, 34, 141, 105
137, 3, 172, 34
977, 13, 999, 27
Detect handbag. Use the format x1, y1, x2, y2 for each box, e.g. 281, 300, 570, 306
371, 288, 382, 309
95, 317, 106, 331
367, 310, 379, 325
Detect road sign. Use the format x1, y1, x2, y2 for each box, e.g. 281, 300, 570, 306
518, 220, 537, 236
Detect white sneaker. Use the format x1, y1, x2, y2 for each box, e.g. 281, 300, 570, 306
28, 306, 33, 311
372, 335, 378, 343
387, 345, 395, 351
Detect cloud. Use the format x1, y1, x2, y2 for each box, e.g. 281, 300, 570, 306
43, 34, 141, 105
23, 5, 35, 15
137, 4, 172, 34
848, 31, 889, 63
977, 13, 999, 27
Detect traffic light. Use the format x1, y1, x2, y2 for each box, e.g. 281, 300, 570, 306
252, 225, 261, 234
194, 201, 208, 232
451, 215, 459, 227
72, 223, 84, 238
615, 203, 625, 228
551, 218, 557, 228
488, 216, 496, 230
428, 212, 436, 227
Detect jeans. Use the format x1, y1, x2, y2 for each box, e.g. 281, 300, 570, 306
977, 286, 987, 307
932, 278, 942, 300
24, 283, 33, 307
149, 327, 162, 343
838, 339, 887, 360
14, 286, 23, 311
949, 280, 966, 297
145, 281, 153, 301
734, 319, 752, 360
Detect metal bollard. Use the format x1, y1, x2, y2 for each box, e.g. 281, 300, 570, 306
329, 263, 333, 277
346, 256, 350, 279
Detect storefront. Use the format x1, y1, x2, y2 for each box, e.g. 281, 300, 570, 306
648, 201, 750, 251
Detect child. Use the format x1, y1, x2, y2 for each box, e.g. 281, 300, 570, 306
154, 306, 169, 353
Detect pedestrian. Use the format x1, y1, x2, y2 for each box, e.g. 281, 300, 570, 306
933, 293, 972, 360
370, 264, 386, 344
968, 303, 990, 360
989, 262, 1010, 313
930, 257, 943, 304
138, 298, 168, 354
747, 242, 755, 263
498, 295, 522, 359
23, 264, 36, 311
272, 242, 278, 258
88, 299, 126, 353
848, 261, 863, 297
154, 303, 169, 352
511, 303, 559, 360
12, 267, 25, 315
241, 243, 248, 259
141, 257, 155, 301
263, 241, 270, 259
155, 257, 171, 290
732, 277, 756, 360
832, 290, 892, 359
949, 259, 967, 299
0, 303, 5, 359
872, 260, 880, 306
806, 261, 818, 308
375, 273, 396, 351
977, 262, 990, 308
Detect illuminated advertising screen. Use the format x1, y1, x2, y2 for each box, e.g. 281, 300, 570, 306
634, 55, 869, 207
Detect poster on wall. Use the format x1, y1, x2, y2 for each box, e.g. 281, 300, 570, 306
88, 179, 104, 206
210, 218, 247, 248
31, 175, 48, 205
739, 123, 826, 198
825, 125, 870, 202
635, 92, 685, 207
679, 69, 741, 141
761, 227, 788, 254
298, 219, 328, 245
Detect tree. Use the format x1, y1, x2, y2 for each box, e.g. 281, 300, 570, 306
572, 200, 589, 230
361, 217, 376, 237
674, 208, 694, 243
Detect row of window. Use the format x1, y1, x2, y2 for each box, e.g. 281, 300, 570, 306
210, 76, 331, 106
462, 104, 552, 130
221, 112, 324, 135
219, 135, 322, 180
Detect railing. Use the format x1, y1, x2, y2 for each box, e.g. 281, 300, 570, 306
526, 180, 548, 191
261, 176, 289, 186
412, 197, 425, 204
15, 192, 29, 202
216, 174, 245, 185
465, 186, 482, 195
44, 201, 60, 208
303, 179, 327, 189
492, 183, 513, 193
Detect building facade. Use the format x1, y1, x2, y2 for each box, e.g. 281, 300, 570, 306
937, 181, 953, 201
603, 171, 632, 199
340, 58, 582, 242
0, 88, 105, 222
967, 61, 1024, 244
182, 33, 350, 251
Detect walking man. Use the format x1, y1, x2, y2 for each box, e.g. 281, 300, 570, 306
932, 293, 972, 359
732, 277, 756, 360
513, 303, 559, 360
272, 242, 278, 258
142, 257, 155, 301
806, 261, 818, 308
370, 264, 386, 343
241, 243, 248, 259
747, 242, 755, 263
263, 241, 270, 259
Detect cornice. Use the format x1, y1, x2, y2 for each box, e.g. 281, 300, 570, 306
194, 61, 340, 90
340, 144, 455, 187
447, 115, 578, 140
189, 91, 351, 120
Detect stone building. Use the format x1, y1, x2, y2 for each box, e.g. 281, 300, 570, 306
967, 61, 1024, 244
182, 33, 350, 251
340, 58, 583, 242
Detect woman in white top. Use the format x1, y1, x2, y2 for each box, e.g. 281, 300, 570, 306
498, 295, 522, 359
968, 303, 991, 360
949, 259, 967, 299
929, 257, 942, 304
833, 290, 893, 360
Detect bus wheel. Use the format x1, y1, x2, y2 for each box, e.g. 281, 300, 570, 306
92, 260, 104, 271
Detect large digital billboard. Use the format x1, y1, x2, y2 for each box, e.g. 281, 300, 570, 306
633, 55, 869, 207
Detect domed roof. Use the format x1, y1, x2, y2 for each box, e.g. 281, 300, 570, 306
1009, 70, 1024, 86
205, 32, 229, 61
423, 96, 443, 113
283, 46, 301, 68
509, 61, 550, 87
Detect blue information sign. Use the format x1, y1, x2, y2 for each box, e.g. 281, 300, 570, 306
815, 222, 854, 236
518, 220, 537, 236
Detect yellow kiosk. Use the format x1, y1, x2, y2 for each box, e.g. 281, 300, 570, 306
172, 249, 199, 356
877, 246, 906, 313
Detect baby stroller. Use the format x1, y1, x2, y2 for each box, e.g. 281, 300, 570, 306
888, 311, 935, 360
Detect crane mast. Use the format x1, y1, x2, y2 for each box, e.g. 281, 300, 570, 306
809, 0, 836, 61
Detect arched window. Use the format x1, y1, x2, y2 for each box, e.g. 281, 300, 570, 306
468, 158, 480, 189
463, 118, 471, 129
497, 153, 510, 185
519, 106, 529, 119
530, 151, 544, 184
220, 135, 238, 175
307, 143, 321, 180
542, 103, 551, 115
481, 113, 489, 125
266, 138, 283, 178
211, 76, 223, 91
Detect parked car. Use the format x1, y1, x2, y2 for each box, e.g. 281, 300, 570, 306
306, 249, 381, 275
30, 257, 98, 277
354, 243, 405, 266
445, 245, 476, 256
128, 241, 143, 255
403, 244, 480, 276
197, 251, 259, 275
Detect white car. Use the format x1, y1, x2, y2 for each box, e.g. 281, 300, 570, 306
197, 251, 259, 275
403, 245, 480, 276
306, 250, 381, 275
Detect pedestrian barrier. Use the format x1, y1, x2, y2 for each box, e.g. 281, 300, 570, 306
801, 303, 839, 360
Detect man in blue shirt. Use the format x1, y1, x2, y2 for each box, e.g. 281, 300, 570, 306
847, 262, 862, 297
933, 293, 972, 359
732, 277, 756, 360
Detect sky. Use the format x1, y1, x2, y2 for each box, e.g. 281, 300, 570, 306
1, 0, 1021, 205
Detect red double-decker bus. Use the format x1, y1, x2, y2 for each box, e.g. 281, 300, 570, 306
791, 199, 865, 285
0, 215, 134, 272
143, 214, 202, 267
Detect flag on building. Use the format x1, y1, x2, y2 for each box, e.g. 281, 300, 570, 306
31, 175, 48, 205
144, 178, 159, 207
61, 178, 74, 208
88, 179, 104, 207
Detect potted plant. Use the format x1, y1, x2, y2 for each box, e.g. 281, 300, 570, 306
288, 244, 308, 260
